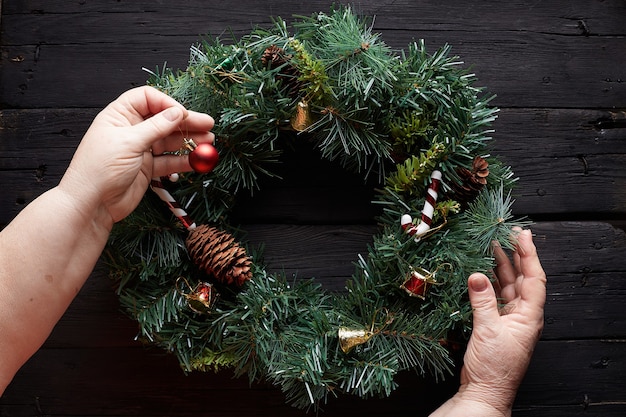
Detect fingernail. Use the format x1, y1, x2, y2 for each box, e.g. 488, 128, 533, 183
163, 107, 182, 122
469, 275, 489, 292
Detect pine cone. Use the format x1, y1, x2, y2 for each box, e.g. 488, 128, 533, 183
261, 45, 288, 67
447, 156, 490, 206
261, 45, 304, 98
471, 155, 489, 184
186, 225, 252, 287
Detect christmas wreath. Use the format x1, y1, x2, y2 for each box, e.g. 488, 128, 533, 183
106, 6, 529, 410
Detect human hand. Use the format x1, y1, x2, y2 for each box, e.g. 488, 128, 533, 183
59, 86, 215, 225
431, 228, 547, 417
0, 87, 214, 393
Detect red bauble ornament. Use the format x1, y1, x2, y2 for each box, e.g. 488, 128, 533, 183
189, 142, 219, 173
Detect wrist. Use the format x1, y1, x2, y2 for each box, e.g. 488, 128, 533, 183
430, 389, 513, 417
456, 382, 515, 417
57, 171, 115, 234
430, 380, 517, 417
434, 395, 511, 417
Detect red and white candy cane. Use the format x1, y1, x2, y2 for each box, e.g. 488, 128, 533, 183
150, 176, 197, 231
401, 169, 442, 241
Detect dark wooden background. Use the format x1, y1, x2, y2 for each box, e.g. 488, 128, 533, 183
1, 1, 625, 416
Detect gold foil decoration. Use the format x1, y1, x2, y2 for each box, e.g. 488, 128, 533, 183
176, 276, 219, 314
338, 327, 374, 353
290, 100, 313, 132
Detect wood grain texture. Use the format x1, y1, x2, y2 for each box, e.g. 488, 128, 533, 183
2, 108, 626, 225
1, 0, 625, 416
1, 1, 624, 109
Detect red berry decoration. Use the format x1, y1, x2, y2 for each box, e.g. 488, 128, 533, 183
189, 142, 219, 173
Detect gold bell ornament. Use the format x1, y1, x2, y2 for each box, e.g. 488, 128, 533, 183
337, 309, 394, 354
290, 100, 314, 132
338, 327, 375, 354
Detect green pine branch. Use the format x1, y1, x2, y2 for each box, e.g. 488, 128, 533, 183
463, 184, 533, 254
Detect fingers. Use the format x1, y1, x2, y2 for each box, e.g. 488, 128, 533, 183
125, 86, 215, 133
493, 241, 517, 297
492, 228, 547, 319
110, 86, 215, 151
515, 230, 544, 279
152, 154, 192, 178
515, 230, 547, 306
150, 126, 216, 156
121, 86, 188, 120
467, 273, 501, 329
132, 106, 215, 154
184, 110, 216, 132
130, 107, 186, 150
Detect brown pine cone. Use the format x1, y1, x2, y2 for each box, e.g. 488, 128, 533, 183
261, 45, 304, 98
261, 45, 288, 68
472, 155, 489, 185
186, 225, 252, 287
447, 156, 490, 206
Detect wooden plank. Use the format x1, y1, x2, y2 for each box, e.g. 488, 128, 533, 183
494, 108, 626, 215
3, 0, 625, 36
543, 272, 626, 340
494, 108, 626, 155
1, 4, 624, 109
0, 346, 459, 416
5, 108, 623, 160
2, 35, 623, 109
517, 339, 626, 410
1, 339, 623, 417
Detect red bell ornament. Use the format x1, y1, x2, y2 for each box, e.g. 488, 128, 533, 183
185, 139, 219, 173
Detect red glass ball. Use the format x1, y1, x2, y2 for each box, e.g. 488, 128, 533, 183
189, 142, 219, 173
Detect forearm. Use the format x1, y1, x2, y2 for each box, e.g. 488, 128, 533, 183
0, 185, 112, 390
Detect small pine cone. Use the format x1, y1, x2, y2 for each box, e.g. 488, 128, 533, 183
447, 156, 490, 206
472, 155, 489, 185
186, 225, 252, 287
261, 45, 304, 98
261, 45, 289, 68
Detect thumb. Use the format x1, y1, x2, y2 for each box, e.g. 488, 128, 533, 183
467, 273, 501, 327
132, 106, 185, 147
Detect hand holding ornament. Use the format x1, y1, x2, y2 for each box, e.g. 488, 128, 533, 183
0, 86, 215, 395
60, 86, 215, 224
